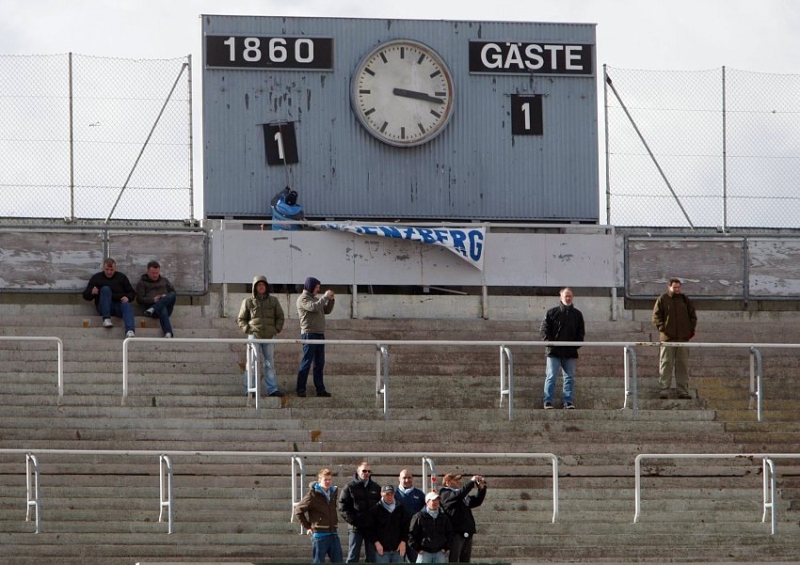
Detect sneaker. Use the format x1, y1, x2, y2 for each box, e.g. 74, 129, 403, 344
268, 391, 285, 397
543, 402, 553, 410
659, 389, 669, 399
316, 391, 332, 397
144, 308, 155, 317
564, 402, 575, 410
125, 330, 135, 338
164, 332, 173, 338
296, 391, 306, 398
102, 318, 113, 328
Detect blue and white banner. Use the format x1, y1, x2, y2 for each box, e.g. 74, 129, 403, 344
319, 223, 485, 270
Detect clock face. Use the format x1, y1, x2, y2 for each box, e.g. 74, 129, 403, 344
351, 39, 455, 147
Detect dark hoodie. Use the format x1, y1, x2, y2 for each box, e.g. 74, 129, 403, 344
237, 275, 285, 338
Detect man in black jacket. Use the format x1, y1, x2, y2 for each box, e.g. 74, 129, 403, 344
365, 485, 408, 563
438, 474, 487, 563
540, 287, 585, 409
82, 257, 137, 338
408, 491, 453, 563
339, 461, 382, 562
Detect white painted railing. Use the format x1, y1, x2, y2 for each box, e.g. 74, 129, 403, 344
0, 336, 63, 397
634, 453, 800, 534
0, 449, 559, 534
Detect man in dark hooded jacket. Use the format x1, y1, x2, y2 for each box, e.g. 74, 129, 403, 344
339, 461, 382, 562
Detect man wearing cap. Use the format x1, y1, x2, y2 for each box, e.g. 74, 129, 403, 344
365, 485, 409, 563
438, 474, 487, 563
296, 276, 335, 397
339, 461, 382, 563
395, 470, 426, 563
408, 492, 453, 564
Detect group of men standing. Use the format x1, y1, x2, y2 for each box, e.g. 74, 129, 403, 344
296, 462, 487, 564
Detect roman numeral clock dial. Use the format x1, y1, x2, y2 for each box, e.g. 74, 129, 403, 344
351, 39, 455, 147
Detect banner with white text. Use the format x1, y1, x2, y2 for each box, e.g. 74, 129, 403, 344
319, 223, 485, 270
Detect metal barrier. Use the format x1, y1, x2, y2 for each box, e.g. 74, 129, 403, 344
2, 449, 559, 533
634, 453, 800, 534
0, 336, 63, 398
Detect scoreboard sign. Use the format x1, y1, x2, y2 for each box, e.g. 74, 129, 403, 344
202, 16, 599, 222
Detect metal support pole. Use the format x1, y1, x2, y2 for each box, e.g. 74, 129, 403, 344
158, 454, 174, 534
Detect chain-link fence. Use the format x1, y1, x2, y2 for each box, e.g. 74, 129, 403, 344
0, 53, 192, 222
605, 65, 800, 229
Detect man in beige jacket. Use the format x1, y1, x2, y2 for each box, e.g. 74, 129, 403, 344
296, 276, 335, 397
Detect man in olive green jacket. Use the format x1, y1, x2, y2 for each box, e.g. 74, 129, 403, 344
652, 278, 697, 399
238, 275, 285, 397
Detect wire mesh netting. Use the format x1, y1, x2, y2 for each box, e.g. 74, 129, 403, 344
0, 53, 191, 221
605, 66, 800, 229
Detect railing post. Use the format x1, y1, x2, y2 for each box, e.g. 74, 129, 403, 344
749, 347, 763, 421
25, 453, 40, 533
549, 454, 559, 523
498, 346, 514, 421
624, 346, 638, 420
376, 346, 389, 419
421, 457, 437, 493
633, 454, 642, 523
159, 455, 174, 534
56, 338, 64, 399
246, 337, 260, 410
291, 456, 306, 534
762, 457, 777, 535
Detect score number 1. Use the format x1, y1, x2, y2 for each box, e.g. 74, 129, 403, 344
510, 94, 543, 136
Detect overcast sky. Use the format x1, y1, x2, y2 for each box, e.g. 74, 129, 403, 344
2, 0, 799, 222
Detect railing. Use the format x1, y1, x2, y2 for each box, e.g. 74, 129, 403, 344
0, 336, 63, 397
2, 334, 782, 421
0, 449, 559, 533
634, 453, 800, 534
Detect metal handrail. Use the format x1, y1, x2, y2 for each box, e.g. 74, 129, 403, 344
375, 345, 389, 419
634, 453, 800, 533
1, 337, 63, 397
762, 457, 777, 534
25, 453, 40, 533
1, 449, 560, 531
622, 346, 638, 419
749, 347, 763, 420
290, 455, 306, 534
499, 346, 513, 420
159, 454, 174, 534
245, 337, 260, 409
115, 337, 800, 419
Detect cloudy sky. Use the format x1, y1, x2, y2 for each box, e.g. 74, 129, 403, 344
2, 0, 799, 223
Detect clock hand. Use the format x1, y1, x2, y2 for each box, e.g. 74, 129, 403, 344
392, 88, 444, 104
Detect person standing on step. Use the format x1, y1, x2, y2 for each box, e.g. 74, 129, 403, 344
395, 469, 426, 564
339, 461, 382, 563
365, 485, 409, 563
82, 257, 137, 338
652, 278, 697, 400
296, 467, 344, 563
296, 276, 335, 397
540, 287, 585, 410
408, 491, 453, 564
237, 275, 285, 397
438, 474, 487, 563
135, 260, 177, 338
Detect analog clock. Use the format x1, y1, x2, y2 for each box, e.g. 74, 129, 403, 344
351, 39, 455, 147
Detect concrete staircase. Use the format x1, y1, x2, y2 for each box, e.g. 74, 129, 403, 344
1, 301, 800, 563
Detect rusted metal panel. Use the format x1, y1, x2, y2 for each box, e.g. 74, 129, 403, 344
626, 237, 744, 299
749, 238, 800, 297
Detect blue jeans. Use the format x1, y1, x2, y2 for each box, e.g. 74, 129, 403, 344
543, 356, 576, 404
416, 550, 447, 563
297, 333, 326, 394
375, 550, 403, 563
148, 291, 176, 335
312, 533, 343, 563
346, 529, 376, 563
96, 286, 135, 332
243, 340, 279, 395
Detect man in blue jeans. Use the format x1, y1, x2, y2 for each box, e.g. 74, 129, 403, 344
296, 276, 335, 397
238, 275, 285, 397
540, 287, 585, 410
82, 257, 136, 338
135, 260, 177, 338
